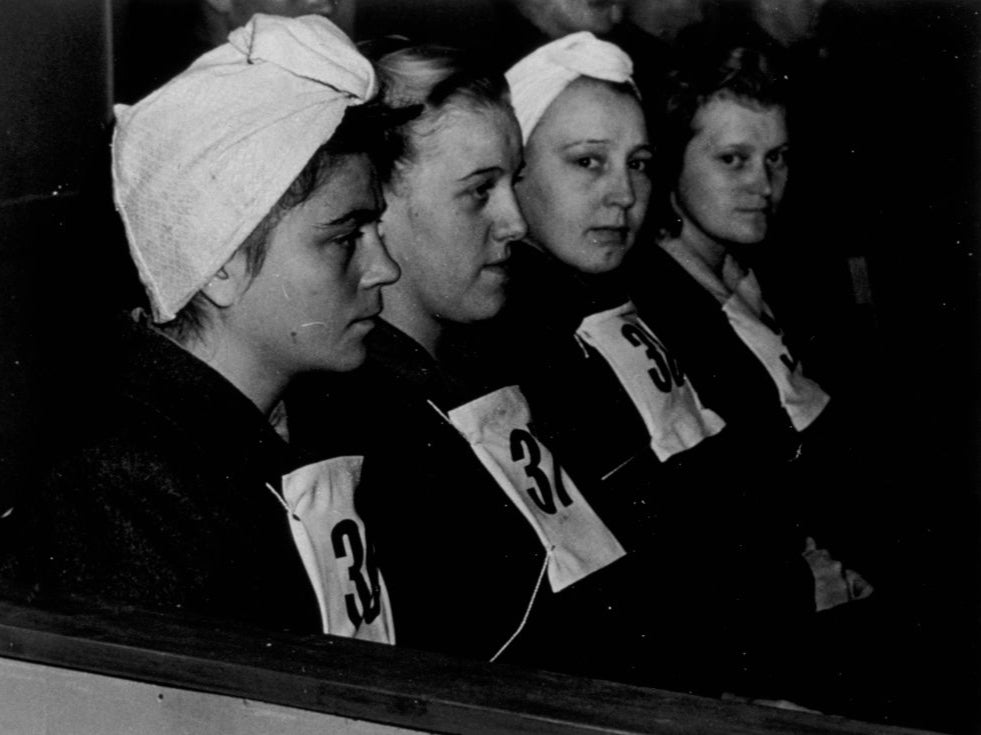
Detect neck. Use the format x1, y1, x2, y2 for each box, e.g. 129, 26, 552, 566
183, 328, 289, 417
380, 286, 443, 360
659, 234, 733, 306
675, 219, 729, 278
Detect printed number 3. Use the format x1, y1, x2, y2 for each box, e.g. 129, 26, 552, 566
331, 519, 381, 627
510, 429, 572, 515
622, 323, 685, 392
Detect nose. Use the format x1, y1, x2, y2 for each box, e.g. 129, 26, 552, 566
748, 160, 774, 199
359, 224, 400, 288
493, 186, 528, 244
603, 166, 637, 210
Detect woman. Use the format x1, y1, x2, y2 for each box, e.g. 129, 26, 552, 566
500, 33, 815, 698
634, 45, 875, 595
642, 45, 831, 453
629, 44, 882, 709
287, 45, 637, 681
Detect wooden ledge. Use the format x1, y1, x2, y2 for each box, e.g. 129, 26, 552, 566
0, 599, 941, 735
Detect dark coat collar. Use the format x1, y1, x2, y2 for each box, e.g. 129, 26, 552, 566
110, 312, 296, 482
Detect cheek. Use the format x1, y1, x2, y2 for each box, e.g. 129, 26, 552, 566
631, 176, 653, 219
517, 178, 559, 239
289, 270, 345, 320
771, 170, 790, 203
680, 163, 728, 220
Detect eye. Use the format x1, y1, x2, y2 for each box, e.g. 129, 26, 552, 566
628, 156, 650, 174
718, 152, 747, 169
470, 179, 495, 202
766, 149, 789, 168
573, 155, 601, 170
328, 230, 361, 260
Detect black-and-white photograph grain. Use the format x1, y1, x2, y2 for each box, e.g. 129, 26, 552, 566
0, 1, 978, 733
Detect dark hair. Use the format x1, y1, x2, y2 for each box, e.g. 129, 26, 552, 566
161, 101, 407, 344
368, 43, 512, 186
649, 45, 789, 239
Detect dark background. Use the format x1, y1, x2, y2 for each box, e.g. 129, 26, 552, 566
1, 0, 978, 730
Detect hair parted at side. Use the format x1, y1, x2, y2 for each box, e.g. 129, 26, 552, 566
366, 42, 512, 185
650, 45, 790, 240
160, 101, 411, 345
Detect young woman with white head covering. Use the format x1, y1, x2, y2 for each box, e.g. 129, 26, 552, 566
14, 15, 400, 642
501, 32, 817, 698
504, 31, 728, 540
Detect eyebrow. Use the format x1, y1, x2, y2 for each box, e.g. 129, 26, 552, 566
318, 206, 383, 230
456, 166, 503, 183
560, 139, 610, 150
560, 140, 653, 154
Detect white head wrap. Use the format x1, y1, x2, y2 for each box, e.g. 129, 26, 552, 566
505, 31, 636, 145
112, 14, 377, 323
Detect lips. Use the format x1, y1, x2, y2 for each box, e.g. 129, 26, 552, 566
352, 298, 382, 324
483, 260, 509, 276
588, 226, 630, 247
735, 207, 771, 220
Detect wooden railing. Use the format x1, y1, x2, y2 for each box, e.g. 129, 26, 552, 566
0, 598, 943, 735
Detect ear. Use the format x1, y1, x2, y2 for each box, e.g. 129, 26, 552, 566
200, 249, 252, 310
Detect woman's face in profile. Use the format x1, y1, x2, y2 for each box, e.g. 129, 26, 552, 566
380, 105, 526, 325
674, 96, 789, 250
516, 78, 652, 274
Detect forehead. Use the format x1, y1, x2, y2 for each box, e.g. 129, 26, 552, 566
294, 153, 380, 219
692, 97, 787, 148
531, 78, 647, 148
415, 105, 522, 172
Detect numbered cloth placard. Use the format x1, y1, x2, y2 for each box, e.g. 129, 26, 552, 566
447, 386, 626, 592
722, 271, 830, 432
280, 456, 395, 643
575, 302, 725, 462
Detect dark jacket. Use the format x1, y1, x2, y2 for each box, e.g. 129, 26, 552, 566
627, 245, 874, 561
492, 243, 816, 696
287, 321, 555, 664
11, 314, 322, 634
289, 306, 810, 696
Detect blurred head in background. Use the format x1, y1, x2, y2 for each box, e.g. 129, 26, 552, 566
506, 0, 627, 38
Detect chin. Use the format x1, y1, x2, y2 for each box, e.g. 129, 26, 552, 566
732, 231, 768, 246
320, 343, 369, 373
571, 249, 627, 275
462, 292, 507, 323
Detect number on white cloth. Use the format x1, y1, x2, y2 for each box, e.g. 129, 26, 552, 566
447, 386, 626, 593
576, 302, 725, 461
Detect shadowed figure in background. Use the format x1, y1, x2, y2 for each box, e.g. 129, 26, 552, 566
114, 0, 355, 103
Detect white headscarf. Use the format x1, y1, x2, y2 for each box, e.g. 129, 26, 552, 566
112, 14, 377, 323
505, 31, 636, 144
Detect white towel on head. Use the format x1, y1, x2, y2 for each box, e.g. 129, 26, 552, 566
505, 31, 635, 144
112, 14, 377, 323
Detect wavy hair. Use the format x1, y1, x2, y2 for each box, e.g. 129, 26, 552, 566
650, 45, 790, 239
